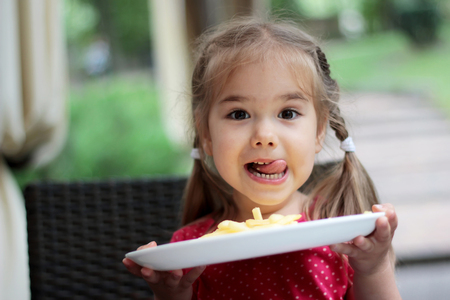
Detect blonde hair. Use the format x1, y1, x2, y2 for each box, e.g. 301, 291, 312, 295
181, 16, 379, 226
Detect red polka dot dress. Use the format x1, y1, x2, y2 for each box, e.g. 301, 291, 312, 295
171, 215, 354, 300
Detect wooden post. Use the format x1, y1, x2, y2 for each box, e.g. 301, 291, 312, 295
149, 0, 191, 147
149, 0, 270, 147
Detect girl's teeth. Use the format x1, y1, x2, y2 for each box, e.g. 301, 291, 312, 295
251, 170, 285, 180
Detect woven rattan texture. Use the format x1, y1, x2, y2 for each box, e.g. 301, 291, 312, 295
24, 177, 187, 300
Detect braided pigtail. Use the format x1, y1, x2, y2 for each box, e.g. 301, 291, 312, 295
307, 47, 380, 220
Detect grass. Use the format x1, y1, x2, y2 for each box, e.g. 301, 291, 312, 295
12, 72, 192, 188
324, 22, 450, 115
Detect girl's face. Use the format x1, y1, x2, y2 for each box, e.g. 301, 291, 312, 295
204, 60, 325, 216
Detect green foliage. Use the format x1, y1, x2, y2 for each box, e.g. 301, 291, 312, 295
296, 0, 341, 19
325, 21, 450, 114
393, 0, 442, 46
13, 73, 191, 188
88, 0, 151, 57
104, 0, 151, 56
64, 0, 99, 46
63, 0, 151, 74
361, 0, 394, 33
271, 0, 304, 19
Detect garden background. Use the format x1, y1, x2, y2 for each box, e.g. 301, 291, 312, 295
10, 0, 450, 188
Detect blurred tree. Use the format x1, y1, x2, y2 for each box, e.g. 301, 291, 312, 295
64, 0, 99, 46
392, 0, 441, 47
274, 0, 341, 39
80, 0, 151, 70
361, 0, 396, 33
185, 0, 270, 44
64, 0, 99, 75
271, 0, 305, 20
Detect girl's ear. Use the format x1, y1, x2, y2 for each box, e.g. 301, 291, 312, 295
202, 131, 213, 156
195, 108, 213, 156
203, 139, 213, 156
315, 121, 327, 154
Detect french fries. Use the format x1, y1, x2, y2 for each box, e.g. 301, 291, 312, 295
200, 207, 301, 238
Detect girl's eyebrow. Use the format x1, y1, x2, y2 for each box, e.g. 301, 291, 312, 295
281, 92, 309, 102
218, 95, 249, 104
218, 92, 308, 104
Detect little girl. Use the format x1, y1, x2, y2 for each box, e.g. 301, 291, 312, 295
124, 17, 401, 300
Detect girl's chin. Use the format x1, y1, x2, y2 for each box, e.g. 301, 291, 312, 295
235, 186, 304, 208
243, 195, 291, 208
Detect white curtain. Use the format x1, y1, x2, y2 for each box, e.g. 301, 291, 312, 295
0, 0, 68, 299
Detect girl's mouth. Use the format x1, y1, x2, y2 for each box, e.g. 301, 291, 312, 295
245, 160, 288, 180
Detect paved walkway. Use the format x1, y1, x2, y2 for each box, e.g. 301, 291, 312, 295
395, 260, 450, 299
316, 92, 450, 261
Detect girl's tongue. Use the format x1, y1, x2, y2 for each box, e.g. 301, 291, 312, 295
250, 160, 287, 174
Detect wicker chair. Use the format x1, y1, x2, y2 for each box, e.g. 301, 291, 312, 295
24, 162, 337, 299
24, 177, 187, 300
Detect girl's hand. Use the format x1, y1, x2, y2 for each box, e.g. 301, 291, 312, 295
123, 241, 206, 300
331, 204, 401, 299
330, 204, 398, 276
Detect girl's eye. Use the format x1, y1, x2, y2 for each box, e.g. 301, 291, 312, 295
229, 110, 250, 120
278, 109, 298, 120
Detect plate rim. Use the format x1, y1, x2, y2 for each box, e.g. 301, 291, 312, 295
126, 212, 385, 270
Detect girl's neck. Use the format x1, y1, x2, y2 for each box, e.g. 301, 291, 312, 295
234, 190, 307, 222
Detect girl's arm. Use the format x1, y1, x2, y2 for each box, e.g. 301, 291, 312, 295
123, 242, 205, 300
331, 204, 402, 300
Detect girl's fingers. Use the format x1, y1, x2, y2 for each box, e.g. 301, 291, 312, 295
179, 266, 207, 289
141, 267, 161, 284
386, 209, 398, 237
373, 204, 398, 241
373, 204, 398, 237
124, 242, 201, 289
332, 216, 392, 257
373, 216, 392, 243
163, 269, 183, 287
123, 258, 144, 277
330, 242, 358, 257
353, 235, 374, 253
137, 241, 157, 251
332, 234, 378, 257
124, 242, 159, 279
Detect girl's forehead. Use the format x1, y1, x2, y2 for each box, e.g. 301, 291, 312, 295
213, 57, 316, 102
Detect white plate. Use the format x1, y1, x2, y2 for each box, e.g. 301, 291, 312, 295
126, 212, 385, 271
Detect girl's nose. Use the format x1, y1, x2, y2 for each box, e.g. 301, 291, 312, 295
250, 121, 279, 148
